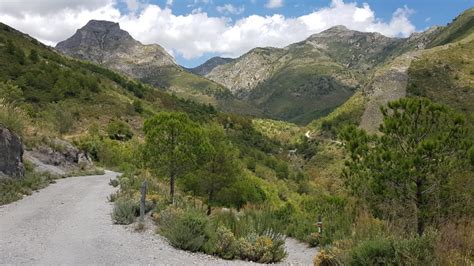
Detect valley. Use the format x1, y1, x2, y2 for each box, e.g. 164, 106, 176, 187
0, 4, 473, 266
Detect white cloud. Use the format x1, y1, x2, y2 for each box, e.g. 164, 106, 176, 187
265, 0, 283, 9
166, 0, 174, 7
0, 0, 417, 61
216, 4, 244, 15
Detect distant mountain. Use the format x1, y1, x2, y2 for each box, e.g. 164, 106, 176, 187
56, 20, 261, 116
186, 57, 234, 76
203, 25, 436, 124
310, 7, 474, 134
56, 20, 176, 75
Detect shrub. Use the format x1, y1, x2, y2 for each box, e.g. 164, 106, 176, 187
394, 231, 437, 265
132, 99, 143, 113
112, 198, 137, 225
349, 239, 396, 266
158, 206, 210, 252
0, 100, 28, 136
106, 120, 133, 141
314, 249, 342, 266
214, 225, 238, 259
0, 171, 57, 205
235, 233, 287, 263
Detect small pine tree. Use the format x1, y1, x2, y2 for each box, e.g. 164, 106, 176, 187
29, 49, 39, 63
6, 40, 15, 55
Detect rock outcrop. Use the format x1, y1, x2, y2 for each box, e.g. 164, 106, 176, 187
56, 20, 176, 79
187, 57, 234, 76
26, 138, 92, 174
0, 127, 24, 178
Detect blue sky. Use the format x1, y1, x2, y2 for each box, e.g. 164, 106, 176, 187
139, 0, 474, 67
1, 0, 473, 67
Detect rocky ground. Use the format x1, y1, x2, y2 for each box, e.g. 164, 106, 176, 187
0, 171, 317, 265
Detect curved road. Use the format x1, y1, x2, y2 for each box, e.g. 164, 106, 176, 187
0, 171, 316, 265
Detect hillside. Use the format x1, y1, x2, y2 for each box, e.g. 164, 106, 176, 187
186, 56, 234, 76
0, 22, 218, 139
203, 26, 437, 124
56, 20, 260, 116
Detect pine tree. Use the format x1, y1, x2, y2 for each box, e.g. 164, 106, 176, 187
143, 112, 209, 203
340, 98, 469, 236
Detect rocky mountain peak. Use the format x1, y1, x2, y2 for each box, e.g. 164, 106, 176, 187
56, 20, 176, 77
56, 20, 139, 63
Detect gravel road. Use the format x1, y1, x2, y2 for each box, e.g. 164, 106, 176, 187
0, 171, 316, 265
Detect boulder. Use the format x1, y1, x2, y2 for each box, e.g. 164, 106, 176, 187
27, 138, 93, 172
0, 127, 24, 178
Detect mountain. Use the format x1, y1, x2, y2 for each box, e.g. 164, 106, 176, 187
186, 57, 234, 76
56, 20, 176, 75
0, 21, 218, 138
203, 25, 435, 124
56, 20, 261, 116
311, 7, 474, 134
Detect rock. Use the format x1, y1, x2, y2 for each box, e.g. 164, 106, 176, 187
0, 127, 24, 178
27, 138, 92, 173
56, 20, 176, 79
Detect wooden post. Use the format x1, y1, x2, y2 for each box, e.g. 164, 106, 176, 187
140, 180, 147, 222
317, 215, 323, 234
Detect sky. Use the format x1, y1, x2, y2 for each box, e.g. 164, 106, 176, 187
0, 0, 472, 67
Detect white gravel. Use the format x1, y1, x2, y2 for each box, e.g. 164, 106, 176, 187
0, 171, 316, 265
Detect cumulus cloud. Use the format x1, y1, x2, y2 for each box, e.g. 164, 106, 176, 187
265, 0, 284, 9
216, 4, 245, 15
0, 0, 416, 61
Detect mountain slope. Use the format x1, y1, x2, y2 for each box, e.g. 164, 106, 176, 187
205, 26, 423, 124
186, 56, 234, 76
56, 20, 260, 116
0, 22, 217, 138
309, 8, 474, 134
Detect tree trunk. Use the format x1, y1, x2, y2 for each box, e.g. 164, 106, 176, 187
207, 191, 213, 215
416, 179, 424, 236
170, 172, 175, 204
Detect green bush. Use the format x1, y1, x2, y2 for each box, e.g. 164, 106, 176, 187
349, 239, 396, 266
393, 231, 437, 265
106, 120, 133, 141
0, 171, 57, 205
214, 225, 238, 259
158, 206, 210, 252
0, 100, 28, 136
235, 233, 287, 263
112, 198, 137, 225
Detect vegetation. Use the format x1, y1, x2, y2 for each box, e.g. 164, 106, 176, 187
1, 10, 473, 265
341, 98, 470, 236
143, 112, 209, 203
0, 165, 59, 205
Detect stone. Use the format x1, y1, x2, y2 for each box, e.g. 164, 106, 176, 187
0, 127, 24, 178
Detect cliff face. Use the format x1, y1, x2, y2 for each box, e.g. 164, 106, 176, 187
56, 20, 176, 79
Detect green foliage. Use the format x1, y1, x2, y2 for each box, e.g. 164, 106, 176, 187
0, 81, 24, 104
29, 49, 39, 64
144, 112, 209, 201
112, 198, 137, 225
157, 206, 210, 252
0, 171, 58, 205
106, 119, 133, 141
132, 99, 143, 113
45, 102, 75, 134
0, 99, 28, 136
349, 239, 396, 266
213, 225, 238, 259
340, 97, 471, 236
181, 124, 241, 214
